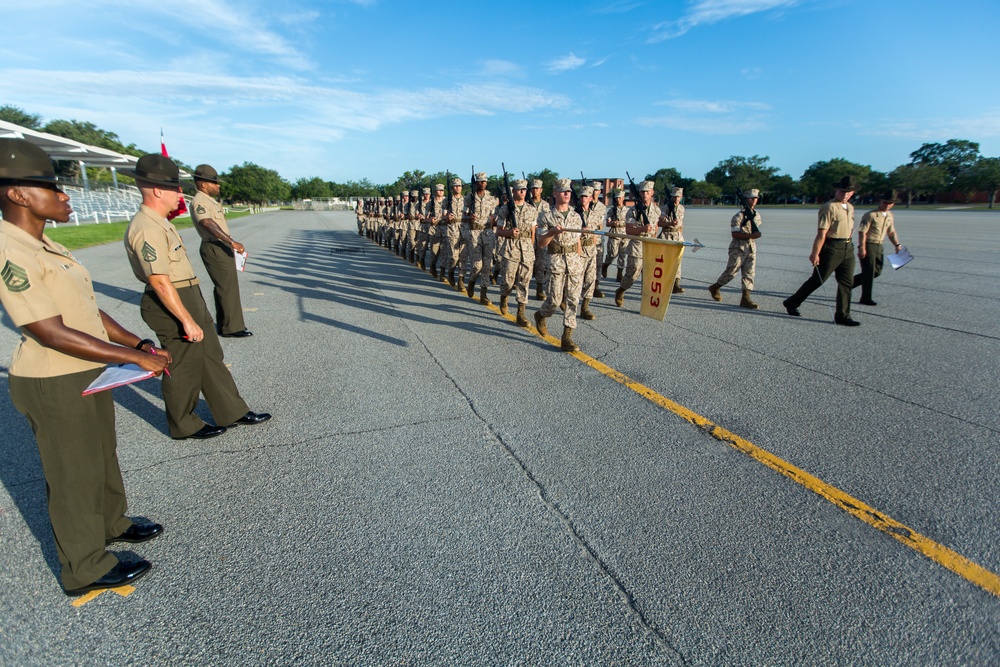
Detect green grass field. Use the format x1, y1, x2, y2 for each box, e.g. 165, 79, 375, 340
47, 210, 254, 250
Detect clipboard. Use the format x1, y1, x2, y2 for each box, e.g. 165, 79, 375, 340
82, 364, 156, 396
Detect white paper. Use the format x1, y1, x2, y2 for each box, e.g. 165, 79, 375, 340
887, 246, 913, 270
82, 364, 155, 396
234, 251, 248, 272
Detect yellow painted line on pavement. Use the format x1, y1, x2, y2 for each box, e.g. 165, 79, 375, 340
480, 295, 1000, 598
71, 584, 135, 607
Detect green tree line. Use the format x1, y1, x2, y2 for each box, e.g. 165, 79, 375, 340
4, 105, 999, 208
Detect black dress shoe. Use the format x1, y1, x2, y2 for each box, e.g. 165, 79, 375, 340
782, 299, 801, 317
64, 559, 152, 596
176, 424, 227, 440
859, 299, 877, 306
231, 411, 272, 426
107, 522, 164, 545
220, 330, 253, 338
835, 317, 861, 327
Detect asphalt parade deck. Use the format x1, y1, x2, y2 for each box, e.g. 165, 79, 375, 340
1, 208, 998, 665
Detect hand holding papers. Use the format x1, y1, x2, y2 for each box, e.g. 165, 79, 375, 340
234, 250, 248, 272
83, 364, 156, 396
888, 246, 913, 270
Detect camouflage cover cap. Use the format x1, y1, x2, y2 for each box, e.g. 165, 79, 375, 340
591, 181, 603, 190
614, 189, 625, 198
400, 191, 408, 197
410, 190, 419, 197
421, 187, 431, 194
513, 179, 528, 189
193, 164, 219, 183
554, 178, 573, 193
639, 180, 655, 192
0, 138, 63, 184
671, 187, 684, 197
531, 179, 543, 189
474, 172, 488, 182
579, 185, 594, 197
435, 183, 444, 191
743, 188, 759, 198
451, 177, 463, 187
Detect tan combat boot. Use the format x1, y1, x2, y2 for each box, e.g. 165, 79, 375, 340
740, 289, 759, 310
580, 299, 596, 320
561, 326, 580, 352
515, 303, 529, 327
448, 268, 456, 285
672, 278, 684, 294
499, 292, 509, 315
614, 288, 625, 307
534, 286, 545, 301
466, 274, 478, 298
479, 284, 491, 306
708, 283, 722, 301
593, 286, 604, 298
456, 276, 465, 293
533, 311, 548, 337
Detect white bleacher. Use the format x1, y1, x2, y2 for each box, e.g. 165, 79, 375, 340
63, 185, 143, 225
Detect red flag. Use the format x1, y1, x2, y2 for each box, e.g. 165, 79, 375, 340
161, 130, 188, 220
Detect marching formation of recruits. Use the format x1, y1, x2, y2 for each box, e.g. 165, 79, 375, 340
357, 171, 893, 349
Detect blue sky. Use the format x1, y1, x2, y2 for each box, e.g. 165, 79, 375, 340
3, 0, 999, 185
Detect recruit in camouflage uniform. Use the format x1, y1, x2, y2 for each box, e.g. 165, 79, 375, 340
402, 190, 417, 262
427, 183, 448, 279
577, 186, 604, 321
708, 188, 762, 310
657, 187, 685, 294
495, 178, 537, 326
587, 181, 608, 299
462, 172, 498, 304
614, 181, 661, 307
440, 177, 464, 285
414, 188, 432, 269
534, 178, 585, 352
528, 179, 551, 301
601, 189, 628, 283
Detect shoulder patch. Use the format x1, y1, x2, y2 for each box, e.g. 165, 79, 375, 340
195, 204, 207, 215
1, 259, 30, 293
141, 241, 158, 262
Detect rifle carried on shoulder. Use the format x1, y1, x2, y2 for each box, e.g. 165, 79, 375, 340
735, 188, 762, 237
501, 163, 516, 229
626, 172, 649, 227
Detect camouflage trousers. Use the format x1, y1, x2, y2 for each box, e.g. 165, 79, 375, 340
579, 244, 600, 299
715, 240, 756, 291
604, 231, 628, 269
404, 225, 417, 258
439, 228, 462, 271
415, 227, 431, 264
501, 253, 535, 304
539, 252, 583, 329
657, 229, 683, 279
427, 230, 446, 271
620, 241, 644, 292
462, 228, 496, 282
533, 242, 549, 291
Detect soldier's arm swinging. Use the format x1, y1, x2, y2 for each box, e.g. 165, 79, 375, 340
147, 274, 204, 342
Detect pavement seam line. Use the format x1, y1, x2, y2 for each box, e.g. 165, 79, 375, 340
380, 277, 686, 663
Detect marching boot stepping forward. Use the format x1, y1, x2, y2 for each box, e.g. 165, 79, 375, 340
533, 312, 548, 337
579, 298, 596, 321
740, 289, 759, 309
560, 326, 580, 352
708, 283, 722, 301
515, 303, 529, 327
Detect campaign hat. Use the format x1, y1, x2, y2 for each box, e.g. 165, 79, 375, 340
193, 164, 219, 183
123, 154, 185, 188
0, 138, 65, 184
832, 175, 858, 191
880, 189, 901, 203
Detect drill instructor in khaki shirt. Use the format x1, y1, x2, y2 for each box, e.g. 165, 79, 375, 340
123, 154, 270, 440
0, 139, 169, 595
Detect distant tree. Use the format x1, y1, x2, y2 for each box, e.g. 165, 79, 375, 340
0, 105, 42, 129
291, 176, 332, 200
861, 170, 891, 200
687, 180, 723, 204
890, 163, 948, 208
644, 167, 694, 199
768, 174, 799, 205
957, 157, 1000, 208
799, 158, 871, 203
705, 155, 780, 195
909, 139, 980, 187
526, 168, 560, 198
223, 162, 291, 205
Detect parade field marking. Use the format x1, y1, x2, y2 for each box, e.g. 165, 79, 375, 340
482, 299, 1000, 599
70, 585, 134, 607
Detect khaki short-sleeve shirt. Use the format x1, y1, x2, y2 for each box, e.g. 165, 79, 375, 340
0, 220, 108, 377
125, 205, 198, 285
818, 200, 855, 239
191, 191, 230, 242
858, 209, 894, 244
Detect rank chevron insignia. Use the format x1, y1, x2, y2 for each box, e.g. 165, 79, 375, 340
1, 260, 30, 292
141, 242, 157, 262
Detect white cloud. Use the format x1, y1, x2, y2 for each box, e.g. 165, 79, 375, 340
546, 53, 586, 74
636, 115, 768, 133
655, 99, 771, 113
650, 0, 803, 42
480, 60, 524, 77
866, 111, 1000, 141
